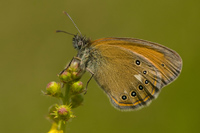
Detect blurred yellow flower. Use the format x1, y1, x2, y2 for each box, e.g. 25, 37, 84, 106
48, 123, 63, 133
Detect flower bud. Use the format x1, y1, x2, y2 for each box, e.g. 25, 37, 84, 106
68, 61, 79, 72
68, 61, 85, 80
70, 81, 84, 94
71, 94, 84, 108
51, 105, 75, 122
59, 71, 72, 83
46, 82, 61, 97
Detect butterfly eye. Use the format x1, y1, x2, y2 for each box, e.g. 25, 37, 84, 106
161, 63, 165, 67
138, 85, 143, 90
78, 41, 83, 47
131, 91, 137, 97
135, 60, 140, 65
121, 95, 127, 100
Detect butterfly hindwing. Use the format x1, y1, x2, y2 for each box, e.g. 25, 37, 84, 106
86, 38, 182, 110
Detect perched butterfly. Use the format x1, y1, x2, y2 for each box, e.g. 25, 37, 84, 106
58, 12, 182, 111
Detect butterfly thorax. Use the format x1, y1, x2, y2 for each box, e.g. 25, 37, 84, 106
72, 34, 92, 71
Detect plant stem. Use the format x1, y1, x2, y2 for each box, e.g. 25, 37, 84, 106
60, 84, 71, 133
63, 83, 71, 105
60, 121, 66, 133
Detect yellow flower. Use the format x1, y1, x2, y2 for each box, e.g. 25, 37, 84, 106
48, 123, 63, 133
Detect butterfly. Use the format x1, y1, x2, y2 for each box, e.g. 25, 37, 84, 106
58, 12, 182, 111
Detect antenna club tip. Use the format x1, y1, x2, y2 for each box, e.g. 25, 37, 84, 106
55, 30, 75, 36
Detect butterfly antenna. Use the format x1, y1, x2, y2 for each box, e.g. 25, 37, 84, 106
56, 30, 75, 36
63, 11, 82, 35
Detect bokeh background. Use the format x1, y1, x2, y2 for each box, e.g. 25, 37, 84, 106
1, 0, 199, 133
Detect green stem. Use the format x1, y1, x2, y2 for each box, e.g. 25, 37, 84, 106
57, 120, 62, 129
63, 83, 71, 105
60, 121, 66, 133
57, 120, 66, 133
60, 83, 71, 133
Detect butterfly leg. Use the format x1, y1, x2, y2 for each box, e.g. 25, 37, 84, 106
83, 68, 94, 94
59, 56, 81, 75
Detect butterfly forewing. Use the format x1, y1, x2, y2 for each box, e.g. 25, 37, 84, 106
86, 38, 182, 110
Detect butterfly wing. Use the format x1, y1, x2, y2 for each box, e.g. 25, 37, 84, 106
87, 38, 182, 110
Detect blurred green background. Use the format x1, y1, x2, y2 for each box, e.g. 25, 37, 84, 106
0, 0, 199, 133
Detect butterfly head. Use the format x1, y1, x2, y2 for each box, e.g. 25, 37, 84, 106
72, 34, 90, 50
